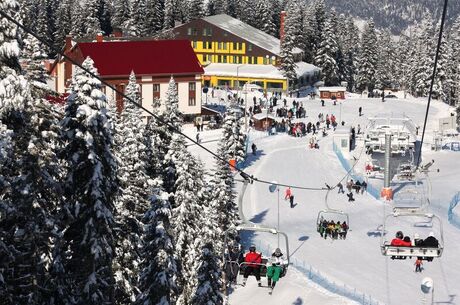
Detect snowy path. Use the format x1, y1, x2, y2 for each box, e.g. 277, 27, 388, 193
188, 97, 460, 305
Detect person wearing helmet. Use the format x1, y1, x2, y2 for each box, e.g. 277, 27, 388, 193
224, 243, 244, 285
242, 245, 262, 287
391, 231, 411, 246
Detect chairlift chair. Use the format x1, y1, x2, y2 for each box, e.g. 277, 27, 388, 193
380, 212, 444, 259
223, 225, 290, 286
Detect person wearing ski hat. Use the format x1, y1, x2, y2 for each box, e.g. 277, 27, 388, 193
412, 233, 423, 246
267, 255, 282, 292
422, 232, 439, 262
242, 245, 262, 286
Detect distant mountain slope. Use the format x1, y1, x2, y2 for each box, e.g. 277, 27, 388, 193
325, 0, 459, 33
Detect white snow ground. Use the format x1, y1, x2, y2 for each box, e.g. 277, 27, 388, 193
185, 95, 460, 305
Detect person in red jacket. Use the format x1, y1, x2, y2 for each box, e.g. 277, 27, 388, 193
390, 231, 411, 260
242, 245, 262, 287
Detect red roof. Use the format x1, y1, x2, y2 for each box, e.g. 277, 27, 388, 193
76, 40, 203, 77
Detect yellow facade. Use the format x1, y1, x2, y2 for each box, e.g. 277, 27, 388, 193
191, 41, 276, 66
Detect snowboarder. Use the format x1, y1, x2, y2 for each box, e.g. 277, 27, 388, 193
289, 194, 294, 208
359, 106, 362, 116
267, 257, 282, 293
251, 143, 257, 156
284, 187, 292, 200
242, 245, 262, 287
415, 258, 423, 272
321, 99, 325, 106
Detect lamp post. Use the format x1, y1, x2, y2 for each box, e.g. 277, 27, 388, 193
269, 181, 280, 248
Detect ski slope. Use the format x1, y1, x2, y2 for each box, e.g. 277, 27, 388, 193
185, 95, 460, 305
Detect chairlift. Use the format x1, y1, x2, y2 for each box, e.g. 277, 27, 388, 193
392, 187, 426, 214
316, 190, 350, 240
222, 179, 290, 289
380, 212, 444, 260
223, 225, 290, 285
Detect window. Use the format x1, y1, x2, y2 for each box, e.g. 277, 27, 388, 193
233, 55, 242, 64
217, 55, 222, 63
223, 42, 227, 49
218, 42, 222, 50
248, 43, 252, 51
192, 41, 197, 49
222, 55, 227, 63
189, 97, 196, 106
202, 54, 207, 62
153, 83, 160, 99
203, 27, 213, 36
205, 41, 212, 49
187, 27, 192, 35
189, 82, 196, 91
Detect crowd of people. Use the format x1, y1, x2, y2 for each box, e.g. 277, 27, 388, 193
317, 217, 349, 240
335, 179, 368, 202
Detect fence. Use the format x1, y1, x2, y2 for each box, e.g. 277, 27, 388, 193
448, 192, 460, 229
253, 240, 382, 305
332, 142, 381, 200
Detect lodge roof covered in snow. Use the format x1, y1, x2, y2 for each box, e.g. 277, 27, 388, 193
74, 40, 204, 77
203, 62, 319, 79
202, 14, 303, 56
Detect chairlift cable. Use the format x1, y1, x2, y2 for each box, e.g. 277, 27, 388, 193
416, 0, 449, 169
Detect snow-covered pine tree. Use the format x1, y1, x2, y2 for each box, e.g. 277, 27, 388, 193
22, 35, 52, 98
206, 0, 227, 16
56, 57, 118, 304
81, 0, 104, 37
189, 180, 223, 305
412, 13, 435, 97
256, 0, 276, 36
208, 141, 238, 255
111, 0, 131, 30
54, 0, 72, 51
161, 76, 184, 195
374, 30, 395, 91
448, 17, 460, 106
356, 20, 378, 92
146, 0, 165, 35
189, 0, 204, 21
131, 0, 149, 36
164, 0, 175, 29
221, 105, 246, 165
314, 12, 339, 86
1, 1, 63, 303
35, 0, 52, 54
301, 7, 316, 63
70, 1, 86, 37
168, 140, 207, 305
112, 71, 151, 303
433, 25, 451, 103
313, 0, 326, 55
135, 186, 177, 305
270, 0, 283, 38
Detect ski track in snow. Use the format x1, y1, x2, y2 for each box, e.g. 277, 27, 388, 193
186, 96, 460, 305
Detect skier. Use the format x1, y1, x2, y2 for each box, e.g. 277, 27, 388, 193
242, 245, 262, 286
224, 243, 244, 285
267, 257, 282, 294
289, 194, 294, 208
415, 258, 423, 272
341, 221, 349, 239
251, 143, 257, 156
284, 187, 292, 200
422, 232, 439, 262
196, 132, 201, 144
359, 106, 362, 116
321, 99, 325, 106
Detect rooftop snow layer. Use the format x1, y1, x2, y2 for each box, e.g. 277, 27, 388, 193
203, 14, 303, 56
204, 62, 319, 80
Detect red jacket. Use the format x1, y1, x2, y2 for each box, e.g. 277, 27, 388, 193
245, 252, 262, 268
390, 238, 412, 247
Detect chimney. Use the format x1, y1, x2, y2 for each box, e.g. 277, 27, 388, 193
96, 33, 103, 42
280, 11, 287, 43
112, 28, 123, 38
65, 35, 72, 52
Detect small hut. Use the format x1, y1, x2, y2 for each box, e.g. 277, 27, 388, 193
318, 87, 346, 99
252, 112, 276, 131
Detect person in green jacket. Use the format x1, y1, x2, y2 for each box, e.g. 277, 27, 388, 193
267, 257, 282, 290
